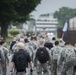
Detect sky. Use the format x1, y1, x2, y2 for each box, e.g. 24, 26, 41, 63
31, 0, 76, 18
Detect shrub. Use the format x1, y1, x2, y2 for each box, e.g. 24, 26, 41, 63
9, 29, 19, 36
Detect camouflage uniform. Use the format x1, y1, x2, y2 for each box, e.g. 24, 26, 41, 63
0, 46, 9, 75
34, 46, 51, 75
0, 48, 5, 75
72, 47, 76, 75
60, 46, 76, 75
50, 45, 63, 75
12, 42, 18, 52
24, 43, 34, 61
29, 41, 39, 50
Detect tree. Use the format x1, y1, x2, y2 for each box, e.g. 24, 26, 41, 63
0, 0, 41, 40
53, 7, 76, 28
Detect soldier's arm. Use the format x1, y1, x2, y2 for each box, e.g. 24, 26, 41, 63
33, 49, 37, 67
10, 53, 15, 72
59, 50, 65, 65
12, 43, 17, 52
50, 48, 53, 59
0, 51, 5, 64
26, 51, 33, 71
29, 46, 34, 54
46, 48, 51, 60
29, 61, 33, 69
4, 48, 9, 63
10, 62, 14, 72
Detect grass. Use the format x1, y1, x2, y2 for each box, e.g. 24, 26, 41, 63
6, 36, 13, 45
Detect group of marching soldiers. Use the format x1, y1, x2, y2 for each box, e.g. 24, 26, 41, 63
0, 34, 76, 75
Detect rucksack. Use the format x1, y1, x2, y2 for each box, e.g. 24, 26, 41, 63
36, 47, 50, 63
15, 50, 27, 72
52, 47, 62, 60
65, 48, 75, 62
29, 42, 38, 50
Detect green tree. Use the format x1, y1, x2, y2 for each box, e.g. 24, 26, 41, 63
53, 7, 76, 28
0, 0, 41, 40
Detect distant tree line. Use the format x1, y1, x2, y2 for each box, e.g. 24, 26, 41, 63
53, 7, 76, 28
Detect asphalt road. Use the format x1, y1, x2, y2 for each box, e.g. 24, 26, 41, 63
6, 55, 73, 75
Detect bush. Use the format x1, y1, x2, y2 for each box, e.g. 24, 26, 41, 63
9, 29, 19, 36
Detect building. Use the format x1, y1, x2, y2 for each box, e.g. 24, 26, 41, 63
35, 14, 58, 35
58, 16, 76, 45
69, 17, 76, 30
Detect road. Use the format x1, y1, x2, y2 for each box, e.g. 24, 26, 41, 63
6, 65, 73, 75
6, 55, 57, 75
6, 55, 72, 75
6, 66, 50, 75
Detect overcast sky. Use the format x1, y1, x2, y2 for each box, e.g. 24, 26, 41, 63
31, 0, 76, 18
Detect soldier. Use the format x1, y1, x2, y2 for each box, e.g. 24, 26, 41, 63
12, 38, 25, 52
34, 38, 51, 75
50, 41, 63, 75
0, 40, 9, 75
60, 43, 76, 75
29, 36, 39, 50
51, 37, 56, 46
9, 37, 17, 53
0, 45, 5, 75
59, 38, 65, 47
24, 38, 34, 61
10, 42, 33, 75
72, 43, 76, 75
